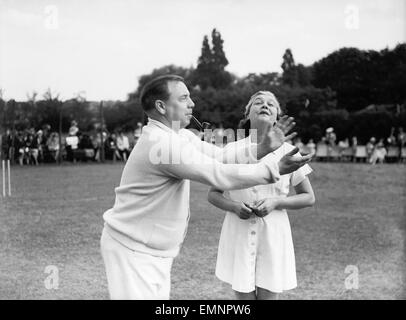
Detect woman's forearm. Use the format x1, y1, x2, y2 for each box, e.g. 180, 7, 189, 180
276, 193, 315, 210
208, 190, 237, 213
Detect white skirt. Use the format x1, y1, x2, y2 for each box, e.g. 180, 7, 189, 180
215, 210, 297, 293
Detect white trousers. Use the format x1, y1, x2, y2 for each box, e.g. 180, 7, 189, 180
100, 227, 173, 300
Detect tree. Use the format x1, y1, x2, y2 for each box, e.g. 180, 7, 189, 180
26, 91, 38, 104
280, 49, 314, 87
311, 45, 406, 111
281, 48, 295, 71
34, 88, 63, 131
0, 89, 6, 133
281, 49, 297, 87
43, 88, 60, 101
191, 35, 213, 89
103, 100, 144, 132
198, 36, 213, 69
210, 29, 232, 89
211, 28, 228, 70
312, 47, 369, 110
296, 64, 312, 87
129, 64, 194, 101
381, 44, 406, 105
283, 86, 337, 118
192, 29, 232, 89
243, 72, 281, 88
62, 97, 94, 131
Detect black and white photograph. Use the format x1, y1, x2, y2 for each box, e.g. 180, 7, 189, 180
0, 0, 405, 302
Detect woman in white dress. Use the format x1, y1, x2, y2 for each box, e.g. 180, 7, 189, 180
208, 91, 315, 300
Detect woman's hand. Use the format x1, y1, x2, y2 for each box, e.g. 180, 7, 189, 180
253, 198, 281, 217
232, 202, 253, 220
259, 116, 297, 153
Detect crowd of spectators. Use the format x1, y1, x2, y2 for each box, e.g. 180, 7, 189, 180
291, 127, 406, 164
0, 121, 144, 165
1, 122, 405, 165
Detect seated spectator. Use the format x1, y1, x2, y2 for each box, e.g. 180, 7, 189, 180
47, 132, 60, 162
79, 133, 94, 149
337, 138, 353, 161
104, 133, 120, 161
42, 124, 51, 140
325, 127, 336, 159
315, 137, 329, 161
93, 132, 102, 162
338, 138, 349, 149
338, 138, 350, 157
325, 127, 337, 146
366, 137, 376, 162
66, 126, 79, 162
26, 133, 39, 165
79, 133, 95, 161
370, 138, 387, 165
306, 139, 316, 155
94, 132, 107, 162
116, 131, 130, 162
14, 131, 27, 165
69, 120, 79, 136
37, 130, 46, 163
386, 127, 397, 146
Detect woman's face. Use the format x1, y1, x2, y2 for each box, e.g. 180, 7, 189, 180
248, 93, 279, 127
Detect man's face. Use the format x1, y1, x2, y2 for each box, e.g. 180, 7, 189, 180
163, 81, 195, 128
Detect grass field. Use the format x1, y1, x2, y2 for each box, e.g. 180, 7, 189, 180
0, 162, 404, 300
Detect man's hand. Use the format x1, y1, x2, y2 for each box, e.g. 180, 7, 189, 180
232, 202, 253, 220
258, 116, 297, 158
278, 147, 313, 175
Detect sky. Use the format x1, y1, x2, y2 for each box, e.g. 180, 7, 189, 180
0, 0, 405, 101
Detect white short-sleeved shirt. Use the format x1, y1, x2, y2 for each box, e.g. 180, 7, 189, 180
215, 139, 312, 293
117, 135, 130, 151
66, 136, 79, 150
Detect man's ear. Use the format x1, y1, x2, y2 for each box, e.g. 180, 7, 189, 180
155, 100, 166, 115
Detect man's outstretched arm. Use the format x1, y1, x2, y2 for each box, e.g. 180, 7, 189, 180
185, 115, 298, 163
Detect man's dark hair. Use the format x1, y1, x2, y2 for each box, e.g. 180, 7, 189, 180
140, 74, 185, 111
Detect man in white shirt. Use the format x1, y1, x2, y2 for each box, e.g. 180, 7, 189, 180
116, 131, 130, 162
100, 74, 312, 300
